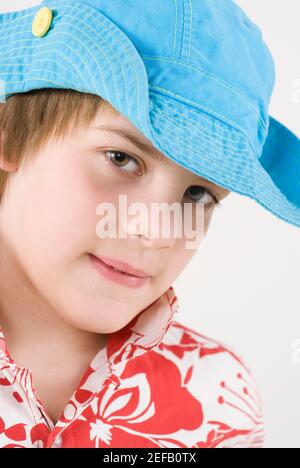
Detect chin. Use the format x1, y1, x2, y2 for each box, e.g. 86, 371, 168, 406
64, 311, 129, 335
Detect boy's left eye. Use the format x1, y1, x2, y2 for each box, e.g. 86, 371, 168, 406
185, 186, 219, 205
103, 150, 220, 206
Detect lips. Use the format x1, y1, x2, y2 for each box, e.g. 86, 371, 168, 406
93, 255, 150, 278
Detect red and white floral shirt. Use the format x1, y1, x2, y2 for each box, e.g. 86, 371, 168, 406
0, 286, 264, 448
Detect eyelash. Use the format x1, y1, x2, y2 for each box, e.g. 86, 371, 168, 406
102, 150, 223, 208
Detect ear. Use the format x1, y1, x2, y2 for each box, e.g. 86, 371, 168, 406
0, 131, 19, 173
0, 158, 19, 173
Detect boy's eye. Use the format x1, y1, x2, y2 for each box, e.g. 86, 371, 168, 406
104, 150, 142, 175
185, 186, 219, 206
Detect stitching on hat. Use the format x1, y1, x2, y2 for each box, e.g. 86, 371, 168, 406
159, 126, 249, 166
149, 84, 251, 139
77, 2, 145, 132
0, 47, 87, 86
152, 102, 249, 154
142, 56, 265, 128
172, 0, 178, 58
150, 85, 262, 157
154, 125, 253, 179
168, 119, 248, 154
0, 68, 85, 90
151, 90, 248, 141
181, 0, 192, 62
0, 10, 36, 25
50, 15, 119, 110
47, 2, 142, 129
144, 56, 250, 106
0, 56, 85, 89
157, 133, 255, 184
58, 1, 149, 138
0, 44, 89, 95
56, 14, 124, 112
1, 32, 104, 102
151, 129, 255, 192
149, 100, 259, 175
180, 0, 192, 62
1, 18, 38, 35
179, 0, 185, 59
150, 107, 254, 175
187, 0, 192, 62
0, 78, 93, 103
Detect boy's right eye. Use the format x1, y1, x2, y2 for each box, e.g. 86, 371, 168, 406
102, 150, 143, 176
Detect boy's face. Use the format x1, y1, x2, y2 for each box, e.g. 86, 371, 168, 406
0, 106, 230, 334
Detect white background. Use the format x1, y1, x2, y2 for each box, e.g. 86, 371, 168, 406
0, 0, 299, 448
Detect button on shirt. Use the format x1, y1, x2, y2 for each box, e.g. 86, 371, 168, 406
0, 286, 264, 448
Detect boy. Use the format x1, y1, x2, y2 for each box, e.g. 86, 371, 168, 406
0, 0, 299, 448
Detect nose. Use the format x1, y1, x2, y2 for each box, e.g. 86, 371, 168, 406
137, 234, 174, 250
118, 178, 196, 249
127, 226, 176, 250
125, 212, 178, 250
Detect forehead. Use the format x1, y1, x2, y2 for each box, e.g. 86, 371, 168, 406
94, 105, 231, 197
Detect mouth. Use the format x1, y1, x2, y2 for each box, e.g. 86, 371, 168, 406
92, 254, 151, 278
88, 253, 151, 289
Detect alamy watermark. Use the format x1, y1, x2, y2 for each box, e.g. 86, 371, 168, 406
291, 79, 300, 104
291, 338, 300, 365
95, 194, 207, 250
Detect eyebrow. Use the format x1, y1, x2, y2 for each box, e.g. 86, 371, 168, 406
94, 125, 167, 163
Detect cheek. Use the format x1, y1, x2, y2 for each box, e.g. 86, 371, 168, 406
189, 202, 213, 230
11, 160, 110, 269
154, 208, 211, 287
173, 238, 199, 274
24, 167, 125, 269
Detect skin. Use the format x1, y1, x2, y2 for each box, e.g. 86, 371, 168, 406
0, 105, 230, 424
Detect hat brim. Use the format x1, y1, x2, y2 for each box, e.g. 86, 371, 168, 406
259, 116, 300, 210
1, 0, 299, 229
145, 91, 300, 228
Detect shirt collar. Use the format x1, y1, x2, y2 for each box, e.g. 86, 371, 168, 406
0, 285, 180, 374
104, 285, 179, 371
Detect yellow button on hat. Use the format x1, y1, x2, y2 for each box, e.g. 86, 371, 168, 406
32, 6, 53, 38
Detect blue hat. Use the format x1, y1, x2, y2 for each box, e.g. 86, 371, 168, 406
0, 0, 299, 228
